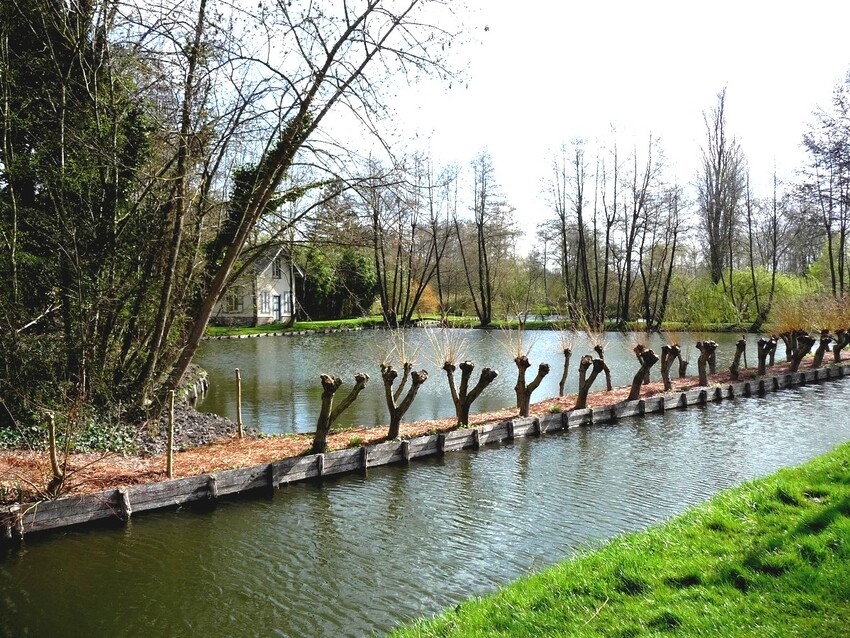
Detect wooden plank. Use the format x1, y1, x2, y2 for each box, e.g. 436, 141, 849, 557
643, 396, 663, 414
17, 492, 122, 533
592, 405, 614, 424
129, 475, 210, 512
277, 455, 321, 484
440, 428, 473, 453
214, 464, 272, 496
508, 419, 535, 439
480, 421, 510, 445
14, 490, 115, 526
320, 448, 361, 475
569, 408, 592, 426
317, 449, 362, 478
407, 434, 439, 459
25, 501, 120, 533
683, 389, 703, 406
366, 441, 404, 467
539, 412, 561, 434
613, 401, 640, 419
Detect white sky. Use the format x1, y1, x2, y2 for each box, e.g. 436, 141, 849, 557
385, 0, 850, 251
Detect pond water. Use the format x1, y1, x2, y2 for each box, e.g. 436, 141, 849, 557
194, 329, 759, 434
2, 379, 847, 637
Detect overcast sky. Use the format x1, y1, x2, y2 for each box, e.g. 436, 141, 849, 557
384, 1, 850, 250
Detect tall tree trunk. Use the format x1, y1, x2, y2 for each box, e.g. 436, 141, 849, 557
811, 331, 832, 368
443, 361, 498, 425
312, 372, 369, 454
729, 336, 746, 380
574, 355, 609, 410
558, 348, 572, 396
514, 356, 550, 417
756, 336, 777, 376
628, 348, 658, 401
789, 333, 816, 372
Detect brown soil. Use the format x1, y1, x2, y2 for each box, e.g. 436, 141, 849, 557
1, 355, 845, 502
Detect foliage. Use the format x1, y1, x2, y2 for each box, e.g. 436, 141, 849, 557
666, 270, 822, 329
298, 246, 377, 320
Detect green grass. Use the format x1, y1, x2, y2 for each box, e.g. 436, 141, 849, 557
206, 316, 749, 336
205, 316, 385, 336
392, 442, 850, 637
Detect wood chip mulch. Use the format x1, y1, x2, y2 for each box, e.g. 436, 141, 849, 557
1, 355, 845, 503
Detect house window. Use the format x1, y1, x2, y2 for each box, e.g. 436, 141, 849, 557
260, 291, 270, 314
225, 286, 244, 313
283, 291, 293, 315
272, 257, 282, 279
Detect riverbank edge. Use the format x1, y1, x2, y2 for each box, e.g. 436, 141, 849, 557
391, 440, 850, 637
202, 318, 748, 339
2, 361, 849, 545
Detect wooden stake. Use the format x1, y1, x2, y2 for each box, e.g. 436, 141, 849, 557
235, 368, 243, 438
167, 389, 175, 479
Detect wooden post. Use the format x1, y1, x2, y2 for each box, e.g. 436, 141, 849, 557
235, 368, 244, 438
10, 504, 22, 540
166, 389, 175, 479
401, 440, 411, 462
360, 445, 368, 471
117, 488, 132, 522
472, 428, 481, 449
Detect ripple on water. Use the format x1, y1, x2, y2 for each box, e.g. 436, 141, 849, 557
1, 381, 850, 637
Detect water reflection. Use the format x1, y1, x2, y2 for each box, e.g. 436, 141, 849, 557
196, 330, 753, 434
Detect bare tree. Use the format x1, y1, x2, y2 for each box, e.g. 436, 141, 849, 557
698, 88, 746, 286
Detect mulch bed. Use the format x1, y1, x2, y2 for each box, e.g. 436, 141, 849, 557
1, 355, 845, 502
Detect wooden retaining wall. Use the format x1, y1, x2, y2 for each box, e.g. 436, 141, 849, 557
3, 361, 849, 543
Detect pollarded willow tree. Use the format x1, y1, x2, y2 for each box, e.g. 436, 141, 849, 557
0, 0, 459, 427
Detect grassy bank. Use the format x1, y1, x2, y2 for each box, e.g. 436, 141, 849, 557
206, 315, 748, 336
204, 316, 385, 336
393, 442, 850, 637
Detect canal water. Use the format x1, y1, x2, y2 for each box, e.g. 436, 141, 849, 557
194, 330, 754, 434
2, 379, 847, 637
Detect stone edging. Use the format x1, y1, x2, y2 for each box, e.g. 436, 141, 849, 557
3, 362, 848, 544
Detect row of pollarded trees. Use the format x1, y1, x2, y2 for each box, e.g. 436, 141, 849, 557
310, 294, 850, 453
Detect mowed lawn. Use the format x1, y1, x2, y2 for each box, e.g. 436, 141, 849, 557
393, 441, 850, 637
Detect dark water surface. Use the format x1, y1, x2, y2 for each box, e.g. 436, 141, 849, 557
194, 330, 753, 434
2, 379, 848, 637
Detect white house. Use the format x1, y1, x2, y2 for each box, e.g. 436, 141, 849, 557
212, 247, 300, 326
